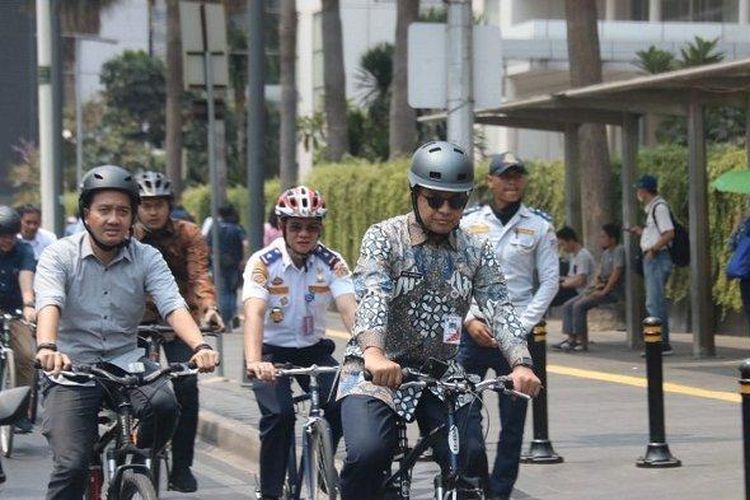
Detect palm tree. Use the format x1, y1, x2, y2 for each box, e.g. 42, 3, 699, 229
389, 0, 419, 159
279, 0, 297, 188
635, 46, 676, 74
678, 36, 724, 68
321, 0, 348, 162
564, 0, 613, 253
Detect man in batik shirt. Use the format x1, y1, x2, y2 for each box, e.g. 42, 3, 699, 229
337, 141, 541, 500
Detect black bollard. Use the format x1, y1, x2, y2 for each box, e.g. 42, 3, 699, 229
520, 321, 563, 464
739, 359, 750, 500
636, 317, 681, 468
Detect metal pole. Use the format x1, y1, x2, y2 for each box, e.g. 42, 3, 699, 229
688, 92, 714, 357
445, 0, 473, 156
739, 359, 750, 500
636, 317, 681, 468
36, 0, 55, 233
622, 114, 644, 350
75, 37, 83, 187
247, 0, 265, 254
202, 5, 224, 376
521, 321, 563, 464
563, 123, 582, 236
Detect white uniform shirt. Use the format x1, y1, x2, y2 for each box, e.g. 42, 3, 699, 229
461, 204, 559, 333
640, 196, 674, 252
242, 238, 354, 348
19, 227, 57, 260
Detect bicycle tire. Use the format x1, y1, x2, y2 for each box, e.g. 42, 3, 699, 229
118, 470, 158, 500
0, 349, 16, 457
304, 419, 338, 500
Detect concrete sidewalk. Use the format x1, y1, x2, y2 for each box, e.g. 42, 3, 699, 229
196, 319, 748, 499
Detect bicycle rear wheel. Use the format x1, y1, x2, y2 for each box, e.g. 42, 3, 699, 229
119, 470, 158, 500
0, 350, 17, 457
303, 419, 338, 500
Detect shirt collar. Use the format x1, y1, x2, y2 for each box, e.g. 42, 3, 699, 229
643, 195, 663, 214
81, 232, 133, 265
407, 212, 458, 250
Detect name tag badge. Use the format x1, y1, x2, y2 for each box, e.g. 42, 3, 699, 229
302, 315, 315, 336
442, 314, 462, 345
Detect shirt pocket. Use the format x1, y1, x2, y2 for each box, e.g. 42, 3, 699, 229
509, 232, 535, 253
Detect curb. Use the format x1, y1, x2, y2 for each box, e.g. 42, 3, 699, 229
197, 408, 260, 460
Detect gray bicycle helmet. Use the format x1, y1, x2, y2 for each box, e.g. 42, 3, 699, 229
78, 165, 140, 216
0, 206, 20, 236
408, 141, 474, 193
136, 171, 173, 199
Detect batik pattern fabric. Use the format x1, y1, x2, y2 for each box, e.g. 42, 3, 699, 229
337, 213, 529, 421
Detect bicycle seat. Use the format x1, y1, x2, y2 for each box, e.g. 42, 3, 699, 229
0, 386, 30, 426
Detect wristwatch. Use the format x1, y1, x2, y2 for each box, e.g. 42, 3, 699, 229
513, 356, 534, 369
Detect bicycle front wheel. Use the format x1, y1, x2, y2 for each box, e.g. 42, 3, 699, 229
118, 471, 158, 500
0, 349, 17, 457
304, 419, 338, 500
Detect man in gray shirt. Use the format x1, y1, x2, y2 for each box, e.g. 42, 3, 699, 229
34, 165, 219, 499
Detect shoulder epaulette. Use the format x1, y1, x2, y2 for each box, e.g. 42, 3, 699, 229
529, 207, 553, 223
462, 204, 485, 217
259, 248, 282, 266
313, 244, 340, 270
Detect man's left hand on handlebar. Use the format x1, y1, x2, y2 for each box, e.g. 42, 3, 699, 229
511, 365, 542, 398
189, 345, 220, 372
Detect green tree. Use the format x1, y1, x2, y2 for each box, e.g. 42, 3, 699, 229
678, 36, 724, 67
99, 50, 167, 146
634, 46, 675, 74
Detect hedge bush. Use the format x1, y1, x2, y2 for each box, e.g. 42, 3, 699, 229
181, 144, 749, 314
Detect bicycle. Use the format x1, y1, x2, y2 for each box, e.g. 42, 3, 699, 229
136, 323, 220, 495
253, 363, 341, 500
0, 311, 19, 457
0, 386, 30, 484
45, 361, 199, 500
366, 367, 531, 500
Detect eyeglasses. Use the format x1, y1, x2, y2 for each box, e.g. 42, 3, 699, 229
286, 221, 322, 233
421, 192, 470, 211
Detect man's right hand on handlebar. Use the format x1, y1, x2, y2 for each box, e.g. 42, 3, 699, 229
189, 346, 220, 373
246, 360, 277, 381
363, 347, 402, 389
35, 348, 71, 375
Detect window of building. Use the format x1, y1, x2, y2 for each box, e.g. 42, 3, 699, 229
662, 0, 739, 22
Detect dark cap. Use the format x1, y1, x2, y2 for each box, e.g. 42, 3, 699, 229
489, 152, 527, 177
634, 175, 658, 191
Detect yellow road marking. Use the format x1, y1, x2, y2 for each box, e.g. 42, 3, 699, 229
326, 329, 741, 403
547, 364, 740, 403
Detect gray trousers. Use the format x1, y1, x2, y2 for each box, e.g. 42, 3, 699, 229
561, 292, 618, 340
42, 374, 178, 499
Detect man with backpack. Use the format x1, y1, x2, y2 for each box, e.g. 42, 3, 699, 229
628, 175, 678, 355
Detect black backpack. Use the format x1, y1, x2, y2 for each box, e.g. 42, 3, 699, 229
652, 202, 690, 267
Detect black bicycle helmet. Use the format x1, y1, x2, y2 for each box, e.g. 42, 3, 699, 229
135, 171, 174, 199
0, 206, 20, 236
78, 165, 140, 216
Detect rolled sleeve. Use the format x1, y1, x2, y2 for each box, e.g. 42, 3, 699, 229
241, 257, 270, 302
143, 247, 187, 319
34, 248, 67, 311
352, 225, 393, 352
473, 240, 531, 366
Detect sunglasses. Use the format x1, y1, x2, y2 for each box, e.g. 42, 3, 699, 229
421, 193, 470, 211
286, 221, 322, 233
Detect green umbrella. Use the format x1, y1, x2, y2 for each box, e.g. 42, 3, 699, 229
712, 169, 750, 194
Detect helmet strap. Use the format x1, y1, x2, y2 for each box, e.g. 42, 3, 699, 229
410, 187, 460, 242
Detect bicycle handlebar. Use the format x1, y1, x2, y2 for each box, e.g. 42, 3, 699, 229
364, 368, 531, 400
37, 361, 199, 386
274, 363, 339, 378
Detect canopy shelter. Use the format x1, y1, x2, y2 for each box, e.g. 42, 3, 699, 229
423, 58, 750, 357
